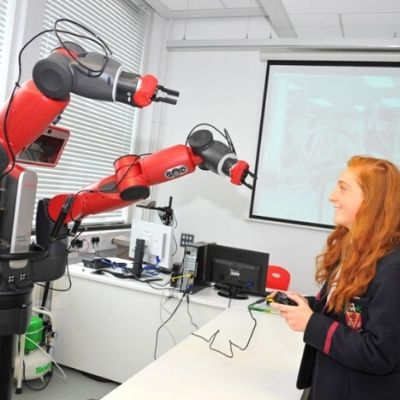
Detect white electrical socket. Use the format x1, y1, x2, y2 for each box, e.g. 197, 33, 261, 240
68, 229, 130, 253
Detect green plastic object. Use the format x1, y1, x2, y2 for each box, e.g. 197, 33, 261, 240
25, 316, 44, 353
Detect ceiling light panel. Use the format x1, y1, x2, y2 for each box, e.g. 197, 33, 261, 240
282, 0, 400, 14
161, 0, 225, 11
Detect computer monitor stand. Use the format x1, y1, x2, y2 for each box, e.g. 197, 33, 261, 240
216, 283, 249, 300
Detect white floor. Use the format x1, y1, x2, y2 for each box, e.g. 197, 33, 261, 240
11, 366, 119, 400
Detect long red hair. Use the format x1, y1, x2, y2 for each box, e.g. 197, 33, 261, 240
316, 156, 400, 313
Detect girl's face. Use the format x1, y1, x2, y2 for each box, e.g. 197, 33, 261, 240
329, 168, 364, 229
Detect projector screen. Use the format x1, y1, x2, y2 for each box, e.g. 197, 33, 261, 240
250, 60, 400, 229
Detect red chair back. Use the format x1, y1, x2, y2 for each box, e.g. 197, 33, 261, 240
266, 265, 291, 291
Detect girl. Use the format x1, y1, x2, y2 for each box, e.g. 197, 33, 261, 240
272, 156, 400, 399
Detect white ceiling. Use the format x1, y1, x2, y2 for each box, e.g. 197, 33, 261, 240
145, 0, 400, 39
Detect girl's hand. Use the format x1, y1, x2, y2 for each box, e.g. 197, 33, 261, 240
270, 292, 313, 332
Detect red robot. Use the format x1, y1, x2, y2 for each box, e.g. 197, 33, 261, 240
0, 38, 253, 398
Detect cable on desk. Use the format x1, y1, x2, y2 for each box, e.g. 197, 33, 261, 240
142, 257, 162, 276
170, 273, 192, 282
190, 299, 260, 359
144, 275, 173, 290
159, 293, 178, 346
171, 213, 178, 257
155, 290, 200, 351
154, 291, 187, 360
228, 296, 233, 308
186, 294, 199, 331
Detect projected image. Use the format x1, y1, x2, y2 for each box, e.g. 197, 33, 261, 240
251, 61, 400, 228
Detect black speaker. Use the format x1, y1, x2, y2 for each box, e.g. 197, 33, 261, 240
132, 238, 145, 277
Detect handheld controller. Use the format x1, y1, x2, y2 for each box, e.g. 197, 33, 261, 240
266, 291, 297, 306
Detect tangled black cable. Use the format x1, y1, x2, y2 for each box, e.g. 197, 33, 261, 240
154, 291, 188, 360
53, 18, 112, 77
190, 299, 259, 359
185, 122, 236, 154
186, 294, 199, 331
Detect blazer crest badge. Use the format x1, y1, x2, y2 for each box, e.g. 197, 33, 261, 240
344, 302, 363, 331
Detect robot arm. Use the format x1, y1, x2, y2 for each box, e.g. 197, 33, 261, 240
0, 40, 181, 281
0, 25, 253, 399
0, 41, 253, 281
24, 45, 251, 230
32, 128, 251, 283
46, 134, 252, 236
0, 42, 179, 176
32, 41, 179, 107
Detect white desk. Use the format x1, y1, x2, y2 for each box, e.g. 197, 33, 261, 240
102, 307, 305, 400
51, 263, 257, 382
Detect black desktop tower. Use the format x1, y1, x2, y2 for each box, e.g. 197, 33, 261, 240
178, 242, 214, 294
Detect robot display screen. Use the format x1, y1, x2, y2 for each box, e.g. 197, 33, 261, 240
206, 244, 269, 298
16, 126, 69, 167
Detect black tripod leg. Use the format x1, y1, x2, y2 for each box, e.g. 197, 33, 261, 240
0, 335, 15, 400
0, 287, 32, 400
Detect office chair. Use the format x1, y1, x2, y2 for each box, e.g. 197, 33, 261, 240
266, 265, 291, 291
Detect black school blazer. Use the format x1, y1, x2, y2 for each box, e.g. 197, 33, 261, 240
298, 248, 400, 400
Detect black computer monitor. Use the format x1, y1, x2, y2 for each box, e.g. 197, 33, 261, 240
206, 244, 269, 299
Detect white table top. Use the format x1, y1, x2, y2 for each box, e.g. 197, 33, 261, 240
66, 261, 267, 311
102, 307, 305, 400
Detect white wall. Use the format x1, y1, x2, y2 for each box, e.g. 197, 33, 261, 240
140, 16, 330, 294
6, 0, 46, 92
